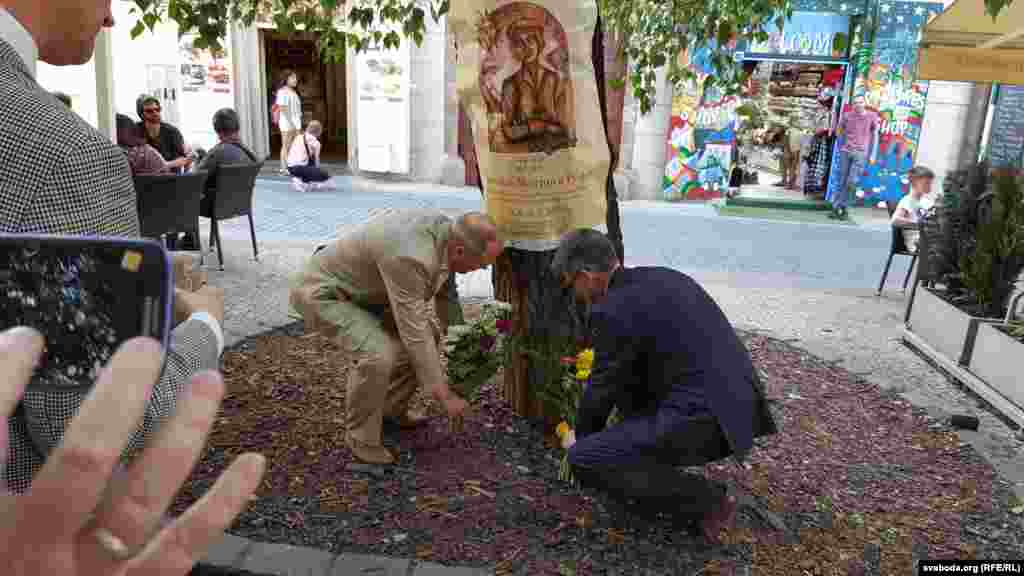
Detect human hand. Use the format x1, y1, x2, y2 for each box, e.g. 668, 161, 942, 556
561, 429, 577, 450
0, 327, 266, 576
443, 392, 469, 434
174, 286, 225, 327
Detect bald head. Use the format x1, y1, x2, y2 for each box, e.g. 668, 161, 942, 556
448, 212, 502, 273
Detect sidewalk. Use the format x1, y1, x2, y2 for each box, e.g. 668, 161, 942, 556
192, 175, 1024, 574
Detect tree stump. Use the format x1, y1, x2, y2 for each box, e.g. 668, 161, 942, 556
494, 249, 588, 421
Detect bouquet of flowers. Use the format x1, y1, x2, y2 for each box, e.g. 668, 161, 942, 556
442, 300, 513, 403
547, 348, 624, 487
547, 348, 594, 487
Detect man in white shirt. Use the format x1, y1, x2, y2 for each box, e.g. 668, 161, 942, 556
890, 166, 935, 253
287, 120, 332, 192
275, 70, 303, 174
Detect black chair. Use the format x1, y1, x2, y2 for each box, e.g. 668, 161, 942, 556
877, 202, 918, 295
201, 162, 263, 270
135, 171, 210, 264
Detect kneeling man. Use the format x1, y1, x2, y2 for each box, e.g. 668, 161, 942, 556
552, 229, 777, 545
290, 210, 502, 464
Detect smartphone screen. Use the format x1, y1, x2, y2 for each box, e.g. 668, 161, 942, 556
0, 235, 171, 390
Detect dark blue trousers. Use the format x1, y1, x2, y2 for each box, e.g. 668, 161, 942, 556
568, 394, 729, 517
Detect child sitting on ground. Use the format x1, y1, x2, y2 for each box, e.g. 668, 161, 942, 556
287, 120, 332, 192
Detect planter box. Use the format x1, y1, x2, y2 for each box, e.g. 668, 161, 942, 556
967, 322, 1024, 412
907, 287, 976, 365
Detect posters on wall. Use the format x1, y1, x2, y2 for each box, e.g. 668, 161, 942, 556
826, 1, 943, 206
450, 0, 610, 243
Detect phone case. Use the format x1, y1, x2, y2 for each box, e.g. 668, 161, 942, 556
0, 233, 173, 390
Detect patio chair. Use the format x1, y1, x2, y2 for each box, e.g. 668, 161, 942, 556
134, 171, 210, 264
877, 202, 919, 295
201, 161, 263, 270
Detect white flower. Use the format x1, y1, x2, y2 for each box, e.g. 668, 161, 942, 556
445, 344, 457, 354
446, 324, 472, 337
485, 301, 513, 312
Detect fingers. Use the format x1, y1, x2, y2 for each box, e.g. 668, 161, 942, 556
0, 327, 43, 493
21, 337, 163, 539
0, 327, 43, 421
80, 371, 227, 565
127, 453, 265, 576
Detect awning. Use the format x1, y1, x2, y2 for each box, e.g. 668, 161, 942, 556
917, 0, 1024, 85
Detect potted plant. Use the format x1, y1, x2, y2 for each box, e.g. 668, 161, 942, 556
962, 170, 1024, 410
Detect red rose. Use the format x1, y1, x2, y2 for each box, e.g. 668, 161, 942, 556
496, 319, 512, 334
480, 335, 496, 351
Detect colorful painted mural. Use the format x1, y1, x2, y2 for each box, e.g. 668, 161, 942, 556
663, 45, 740, 201
826, 1, 943, 206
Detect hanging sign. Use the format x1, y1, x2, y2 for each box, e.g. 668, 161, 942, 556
450, 0, 610, 242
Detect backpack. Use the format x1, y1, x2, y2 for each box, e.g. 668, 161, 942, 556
271, 104, 281, 126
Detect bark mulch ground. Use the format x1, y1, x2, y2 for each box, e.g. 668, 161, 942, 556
180, 305, 1024, 576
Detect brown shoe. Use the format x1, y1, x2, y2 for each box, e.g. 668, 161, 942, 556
701, 490, 738, 546
385, 408, 430, 429
345, 433, 396, 465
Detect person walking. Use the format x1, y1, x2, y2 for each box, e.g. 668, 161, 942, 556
831, 93, 880, 220
274, 70, 302, 175
287, 120, 331, 192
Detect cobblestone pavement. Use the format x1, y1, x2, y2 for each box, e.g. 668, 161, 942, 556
196, 175, 1023, 572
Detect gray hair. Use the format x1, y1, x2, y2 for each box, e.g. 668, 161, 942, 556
306, 120, 323, 137
551, 228, 618, 283
451, 212, 498, 256
212, 108, 241, 136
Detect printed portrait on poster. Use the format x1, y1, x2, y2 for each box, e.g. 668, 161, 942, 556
477, 3, 576, 155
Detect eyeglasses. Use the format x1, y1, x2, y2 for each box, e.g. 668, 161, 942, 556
143, 107, 161, 114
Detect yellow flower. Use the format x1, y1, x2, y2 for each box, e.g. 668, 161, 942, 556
555, 421, 571, 439
576, 349, 594, 373
575, 369, 591, 381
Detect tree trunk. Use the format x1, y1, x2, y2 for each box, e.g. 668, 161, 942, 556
488, 12, 626, 421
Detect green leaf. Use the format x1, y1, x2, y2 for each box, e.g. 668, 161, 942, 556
130, 20, 147, 39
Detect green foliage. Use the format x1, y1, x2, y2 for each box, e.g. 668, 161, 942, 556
442, 301, 511, 403
599, 0, 792, 115
959, 171, 1024, 318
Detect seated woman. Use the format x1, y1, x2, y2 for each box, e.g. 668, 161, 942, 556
287, 120, 331, 192
116, 113, 173, 176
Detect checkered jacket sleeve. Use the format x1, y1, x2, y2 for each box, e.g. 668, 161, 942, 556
0, 39, 220, 493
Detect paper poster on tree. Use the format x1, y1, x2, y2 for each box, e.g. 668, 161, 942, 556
450, 0, 610, 242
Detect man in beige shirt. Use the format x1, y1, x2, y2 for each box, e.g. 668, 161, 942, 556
290, 210, 502, 464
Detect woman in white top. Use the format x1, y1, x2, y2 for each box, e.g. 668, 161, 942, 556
287, 120, 332, 192
275, 70, 303, 175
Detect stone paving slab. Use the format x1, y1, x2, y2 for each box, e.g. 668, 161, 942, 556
239, 542, 335, 576
412, 562, 492, 576
330, 553, 410, 576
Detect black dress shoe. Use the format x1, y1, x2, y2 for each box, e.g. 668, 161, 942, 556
179, 234, 199, 251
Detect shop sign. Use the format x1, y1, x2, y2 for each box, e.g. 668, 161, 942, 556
917, 47, 1024, 86
744, 11, 850, 59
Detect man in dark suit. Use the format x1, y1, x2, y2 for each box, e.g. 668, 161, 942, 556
551, 229, 777, 545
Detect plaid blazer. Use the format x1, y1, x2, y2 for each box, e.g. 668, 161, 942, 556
0, 38, 220, 493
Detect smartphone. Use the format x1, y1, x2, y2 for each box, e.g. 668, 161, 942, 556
0, 234, 173, 390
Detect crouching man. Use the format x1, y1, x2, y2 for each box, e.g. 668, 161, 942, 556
552, 229, 777, 545
289, 209, 502, 464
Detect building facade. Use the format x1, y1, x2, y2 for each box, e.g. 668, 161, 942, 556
24, 0, 985, 203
